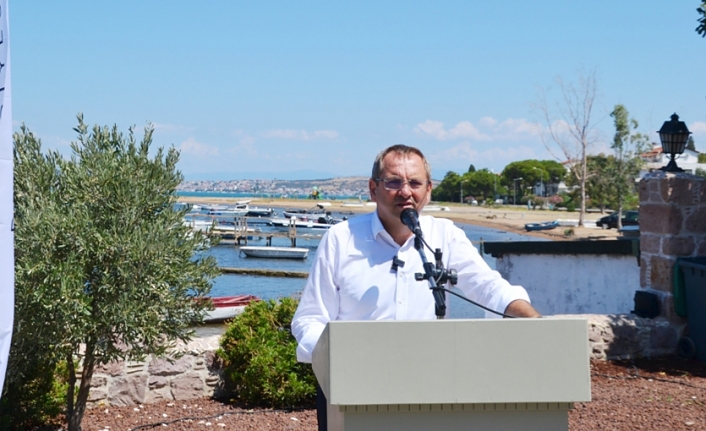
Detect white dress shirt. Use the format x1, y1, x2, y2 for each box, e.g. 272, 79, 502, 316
291, 211, 531, 363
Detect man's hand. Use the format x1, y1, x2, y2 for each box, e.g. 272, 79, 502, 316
503, 299, 541, 318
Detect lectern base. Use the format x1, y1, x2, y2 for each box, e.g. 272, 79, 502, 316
328, 402, 573, 431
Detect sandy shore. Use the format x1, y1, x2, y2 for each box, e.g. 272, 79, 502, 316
178, 196, 624, 241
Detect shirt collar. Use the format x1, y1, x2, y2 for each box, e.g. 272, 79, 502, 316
371, 209, 415, 249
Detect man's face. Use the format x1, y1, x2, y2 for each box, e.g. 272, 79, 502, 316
369, 152, 431, 230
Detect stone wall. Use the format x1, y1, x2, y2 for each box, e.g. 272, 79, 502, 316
87, 315, 680, 407
87, 330, 223, 407
639, 172, 706, 320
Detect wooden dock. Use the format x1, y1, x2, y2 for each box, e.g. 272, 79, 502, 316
188, 215, 324, 246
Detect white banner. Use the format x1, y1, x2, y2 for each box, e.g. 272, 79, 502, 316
0, 0, 12, 397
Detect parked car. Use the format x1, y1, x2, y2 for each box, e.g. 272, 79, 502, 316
596, 210, 639, 230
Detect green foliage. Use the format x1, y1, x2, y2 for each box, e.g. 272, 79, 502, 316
431, 171, 461, 202
0, 359, 69, 430
501, 159, 565, 201
698, 153, 706, 163
696, 168, 706, 179
7, 115, 220, 430
698, 3, 706, 37
217, 298, 316, 408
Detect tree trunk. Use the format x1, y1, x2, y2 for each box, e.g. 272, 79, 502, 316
67, 343, 96, 431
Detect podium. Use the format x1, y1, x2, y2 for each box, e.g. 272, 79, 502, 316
312, 318, 591, 431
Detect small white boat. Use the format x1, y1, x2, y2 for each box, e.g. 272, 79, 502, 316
268, 217, 334, 233
239, 246, 309, 259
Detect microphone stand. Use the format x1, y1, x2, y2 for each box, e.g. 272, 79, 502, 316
412, 233, 457, 319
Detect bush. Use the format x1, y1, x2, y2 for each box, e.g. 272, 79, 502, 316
217, 297, 316, 408
0, 359, 69, 430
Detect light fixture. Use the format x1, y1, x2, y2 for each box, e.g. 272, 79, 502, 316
658, 113, 691, 172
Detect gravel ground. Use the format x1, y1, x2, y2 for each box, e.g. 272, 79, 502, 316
40, 355, 706, 431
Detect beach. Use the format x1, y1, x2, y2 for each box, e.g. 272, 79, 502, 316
178, 196, 624, 241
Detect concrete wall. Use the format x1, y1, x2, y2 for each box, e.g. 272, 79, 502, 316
495, 254, 640, 315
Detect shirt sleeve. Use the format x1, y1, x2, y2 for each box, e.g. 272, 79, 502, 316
445, 223, 530, 318
291, 230, 340, 363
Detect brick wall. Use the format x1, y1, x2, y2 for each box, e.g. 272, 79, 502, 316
639, 171, 706, 320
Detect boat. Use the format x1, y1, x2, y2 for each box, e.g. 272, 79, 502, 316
524, 220, 559, 231
239, 246, 309, 259
246, 207, 275, 217
283, 204, 327, 219
202, 294, 260, 323
268, 217, 336, 233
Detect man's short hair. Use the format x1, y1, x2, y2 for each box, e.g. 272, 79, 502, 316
371, 144, 432, 182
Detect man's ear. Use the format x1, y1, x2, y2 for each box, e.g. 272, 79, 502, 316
368, 178, 378, 202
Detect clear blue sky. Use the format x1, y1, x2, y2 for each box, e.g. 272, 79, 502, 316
10, 1, 706, 180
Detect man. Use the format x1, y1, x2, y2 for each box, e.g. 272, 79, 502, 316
291, 144, 540, 429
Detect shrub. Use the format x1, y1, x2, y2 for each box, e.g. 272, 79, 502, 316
217, 297, 316, 408
0, 359, 69, 430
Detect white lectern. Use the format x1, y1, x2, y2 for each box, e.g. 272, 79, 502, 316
312, 318, 590, 431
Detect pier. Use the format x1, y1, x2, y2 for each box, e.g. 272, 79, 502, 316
187, 215, 324, 247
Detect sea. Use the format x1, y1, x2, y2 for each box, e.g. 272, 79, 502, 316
184, 193, 544, 319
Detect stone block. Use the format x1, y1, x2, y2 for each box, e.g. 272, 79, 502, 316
639, 234, 661, 254
87, 388, 108, 403
145, 387, 173, 404
170, 372, 207, 400
603, 316, 643, 359
661, 176, 699, 206
94, 360, 125, 377
149, 355, 192, 376
640, 203, 683, 235
639, 178, 661, 203
649, 321, 678, 352
148, 375, 168, 390
90, 375, 108, 389
108, 374, 149, 407
685, 207, 706, 233
661, 236, 696, 256
649, 255, 674, 292
640, 259, 648, 288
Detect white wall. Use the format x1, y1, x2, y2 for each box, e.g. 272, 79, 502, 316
495, 254, 640, 315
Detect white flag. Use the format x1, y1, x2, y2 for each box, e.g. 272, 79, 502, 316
0, 0, 13, 397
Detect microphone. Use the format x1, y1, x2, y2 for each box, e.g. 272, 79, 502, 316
400, 208, 423, 237
391, 255, 405, 271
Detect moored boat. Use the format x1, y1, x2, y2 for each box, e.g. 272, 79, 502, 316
268, 216, 334, 232
524, 220, 559, 231
203, 294, 260, 323
239, 246, 309, 259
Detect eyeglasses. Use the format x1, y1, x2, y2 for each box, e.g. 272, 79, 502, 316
376, 177, 429, 191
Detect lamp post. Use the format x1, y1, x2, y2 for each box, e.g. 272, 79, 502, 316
532, 167, 544, 197
459, 180, 468, 203
658, 113, 691, 172
513, 177, 522, 205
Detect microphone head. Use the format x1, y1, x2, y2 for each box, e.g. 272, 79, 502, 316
400, 208, 419, 233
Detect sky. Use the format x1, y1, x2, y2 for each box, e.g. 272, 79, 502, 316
9, 1, 706, 180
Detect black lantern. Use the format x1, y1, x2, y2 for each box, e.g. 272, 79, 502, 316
658, 113, 691, 172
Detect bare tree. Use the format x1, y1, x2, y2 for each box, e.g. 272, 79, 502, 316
536, 69, 600, 227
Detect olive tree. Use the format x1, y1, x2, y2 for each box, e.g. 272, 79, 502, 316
6, 115, 219, 431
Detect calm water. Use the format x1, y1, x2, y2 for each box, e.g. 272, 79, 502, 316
198, 207, 544, 319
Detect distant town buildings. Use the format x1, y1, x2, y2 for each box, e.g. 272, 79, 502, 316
177, 177, 370, 198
